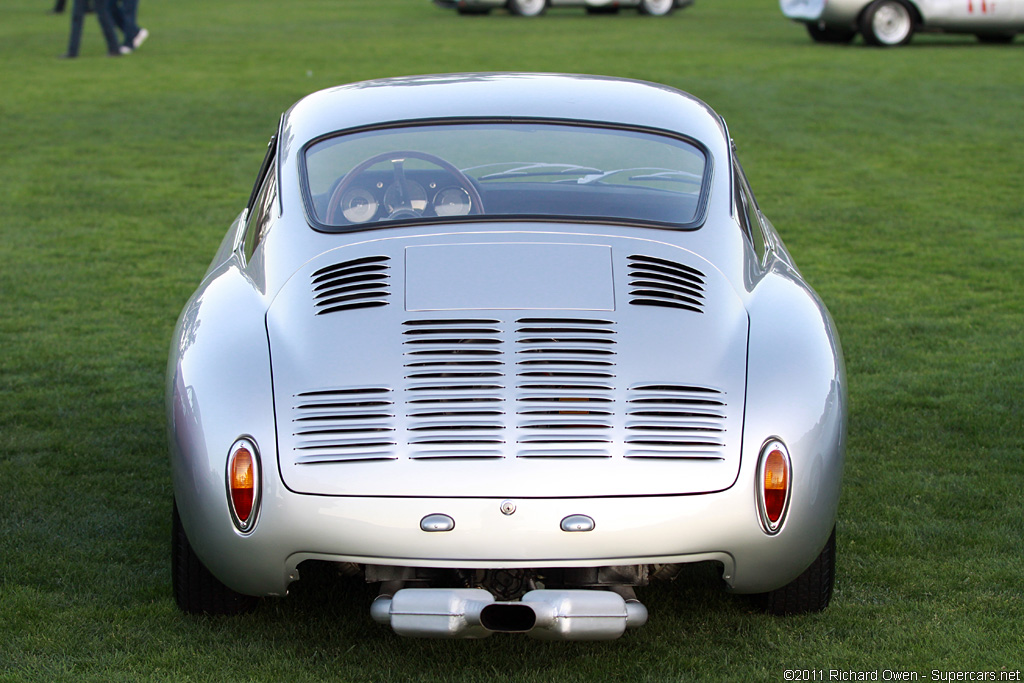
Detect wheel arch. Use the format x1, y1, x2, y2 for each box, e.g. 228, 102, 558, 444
167, 258, 280, 593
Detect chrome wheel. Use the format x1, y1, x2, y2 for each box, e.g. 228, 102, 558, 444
508, 0, 546, 16
862, 0, 913, 46
639, 0, 674, 15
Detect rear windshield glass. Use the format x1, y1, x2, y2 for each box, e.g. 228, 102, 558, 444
302, 122, 708, 230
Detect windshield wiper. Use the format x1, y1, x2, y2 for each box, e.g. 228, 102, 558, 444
467, 162, 604, 182
574, 168, 703, 186
624, 169, 702, 186
466, 163, 702, 186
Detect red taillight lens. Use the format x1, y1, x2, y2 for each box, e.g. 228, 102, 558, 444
758, 440, 791, 533
227, 439, 260, 531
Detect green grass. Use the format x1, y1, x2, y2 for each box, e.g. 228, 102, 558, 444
2, 0, 1022, 679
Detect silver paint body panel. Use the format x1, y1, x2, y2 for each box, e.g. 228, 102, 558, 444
404, 243, 615, 311
167, 73, 846, 598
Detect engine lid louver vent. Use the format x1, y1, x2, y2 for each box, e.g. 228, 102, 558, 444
627, 254, 705, 313
292, 387, 396, 463
311, 256, 391, 315
402, 318, 507, 460
514, 318, 617, 459
272, 239, 748, 498
288, 326, 730, 465
625, 384, 726, 459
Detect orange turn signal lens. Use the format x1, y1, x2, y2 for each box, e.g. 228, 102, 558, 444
230, 448, 254, 521
763, 449, 788, 524
227, 439, 260, 531
758, 440, 791, 533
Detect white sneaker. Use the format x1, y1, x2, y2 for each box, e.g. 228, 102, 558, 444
133, 27, 149, 50
119, 45, 132, 54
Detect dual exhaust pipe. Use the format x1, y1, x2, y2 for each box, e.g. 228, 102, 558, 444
371, 588, 648, 640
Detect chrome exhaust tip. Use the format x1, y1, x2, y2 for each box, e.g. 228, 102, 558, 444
480, 602, 537, 633
371, 588, 647, 640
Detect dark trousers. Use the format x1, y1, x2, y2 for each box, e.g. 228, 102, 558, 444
111, 0, 140, 47
66, 0, 119, 56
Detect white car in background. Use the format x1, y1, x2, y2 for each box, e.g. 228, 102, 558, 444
433, 0, 692, 17
782, 0, 1023, 45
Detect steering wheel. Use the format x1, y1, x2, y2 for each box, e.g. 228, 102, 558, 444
325, 150, 485, 225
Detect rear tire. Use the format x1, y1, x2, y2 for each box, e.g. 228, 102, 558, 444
860, 0, 914, 46
754, 526, 836, 615
638, 0, 674, 15
172, 500, 258, 615
456, 5, 492, 13
508, 0, 546, 16
806, 22, 856, 43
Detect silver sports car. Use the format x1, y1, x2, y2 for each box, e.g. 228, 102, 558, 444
782, 0, 1023, 45
432, 0, 691, 17
168, 73, 846, 640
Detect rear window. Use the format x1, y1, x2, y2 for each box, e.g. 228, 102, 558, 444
302, 121, 709, 231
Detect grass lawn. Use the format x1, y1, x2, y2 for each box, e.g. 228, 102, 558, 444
1, 0, 1022, 680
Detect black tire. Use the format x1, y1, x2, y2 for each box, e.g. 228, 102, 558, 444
172, 500, 258, 615
638, 0, 674, 15
976, 33, 1015, 43
860, 0, 915, 46
456, 5, 492, 14
754, 526, 836, 615
806, 22, 856, 43
507, 0, 546, 16
586, 4, 620, 13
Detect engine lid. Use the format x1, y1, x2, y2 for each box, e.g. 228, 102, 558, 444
266, 233, 748, 498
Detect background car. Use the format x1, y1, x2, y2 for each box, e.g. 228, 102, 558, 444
781, 0, 1023, 45
168, 73, 846, 640
433, 0, 691, 17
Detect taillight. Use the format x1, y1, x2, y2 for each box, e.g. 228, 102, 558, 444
227, 438, 260, 532
757, 439, 791, 534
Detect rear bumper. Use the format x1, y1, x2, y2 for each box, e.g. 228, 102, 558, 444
175, 446, 841, 597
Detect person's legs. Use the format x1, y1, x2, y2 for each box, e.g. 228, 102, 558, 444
64, 0, 88, 56
117, 0, 139, 45
111, 0, 126, 38
93, 0, 121, 54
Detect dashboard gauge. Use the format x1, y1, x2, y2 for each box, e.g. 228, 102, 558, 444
339, 188, 379, 224
383, 181, 427, 215
433, 187, 473, 217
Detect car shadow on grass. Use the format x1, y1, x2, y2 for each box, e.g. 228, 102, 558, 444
167, 560, 837, 680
